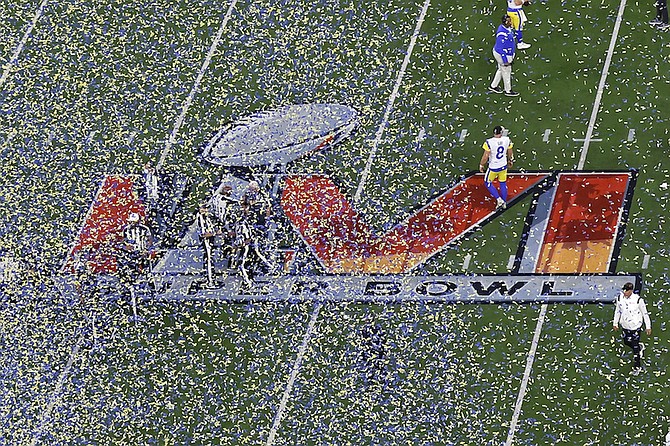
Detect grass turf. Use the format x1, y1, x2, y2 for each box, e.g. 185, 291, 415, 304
0, 0, 669, 444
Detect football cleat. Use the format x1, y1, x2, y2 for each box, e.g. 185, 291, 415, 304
517, 42, 531, 50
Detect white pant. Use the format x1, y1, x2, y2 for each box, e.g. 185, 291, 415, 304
491, 50, 514, 92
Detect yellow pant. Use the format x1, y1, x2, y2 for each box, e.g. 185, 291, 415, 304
485, 168, 508, 184
507, 10, 524, 31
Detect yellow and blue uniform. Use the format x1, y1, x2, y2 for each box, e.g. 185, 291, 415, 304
482, 135, 513, 201
506, 0, 527, 45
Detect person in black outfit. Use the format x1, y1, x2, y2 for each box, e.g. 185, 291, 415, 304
650, 0, 669, 30
196, 204, 217, 287
142, 162, 168, 238
359, 318, 387, 385
118, 213, 153, 286
117, 213, 153, 319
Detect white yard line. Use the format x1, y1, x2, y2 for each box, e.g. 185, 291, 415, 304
573, 137, 602, 142
353, 0, 431, 203
29, 336, 83, 446
505, 1, 627, 444
504, 304, 547, 446
157, 0, 238, 170
266, 3, 431, 442
0, 0, 49, 89
34, 4, 239, 442
265, 303, 322, 446
576, 0, 627, 170
58, 175, 110, 273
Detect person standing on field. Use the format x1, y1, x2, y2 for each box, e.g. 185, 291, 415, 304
613, 282, 652, 375
649, 0, 669, 30
507, 0, 532, 49
488, 15, 519, 97
196, 204, 217, 288
480, 125, 514, 210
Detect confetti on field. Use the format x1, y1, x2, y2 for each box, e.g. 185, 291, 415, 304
0, 0, 668, 445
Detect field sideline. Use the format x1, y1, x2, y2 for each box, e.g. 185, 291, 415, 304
1, 0, 669, 445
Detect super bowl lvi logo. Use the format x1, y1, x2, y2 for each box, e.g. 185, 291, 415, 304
58, 103, 640, 304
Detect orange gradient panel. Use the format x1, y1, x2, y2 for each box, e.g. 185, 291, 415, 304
63, 175, 145, 274
536, 173, 630, 273
282, 173, 549, 274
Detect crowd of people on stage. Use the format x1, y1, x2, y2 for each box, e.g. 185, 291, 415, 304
197, 179, 275, 288
122, 161, 275, 290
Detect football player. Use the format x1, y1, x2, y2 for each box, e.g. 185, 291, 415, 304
480, 125, 514, 210
507, 0, 531, 49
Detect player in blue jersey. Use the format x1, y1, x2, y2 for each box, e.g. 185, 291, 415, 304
488, 15, 519, 97
479, 125, 515, 209
507, 0, 531, 49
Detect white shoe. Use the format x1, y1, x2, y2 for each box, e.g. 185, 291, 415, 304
496, 197, 506, 209
631, 367, 641, 376
517, 42, 531, 50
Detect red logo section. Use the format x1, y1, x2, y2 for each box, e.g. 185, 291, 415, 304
62, 175, 145, 274
281, 173, 550, 274
535, 172, 632, 273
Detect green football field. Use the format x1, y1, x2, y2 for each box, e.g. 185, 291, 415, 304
1, 0, 669, 445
